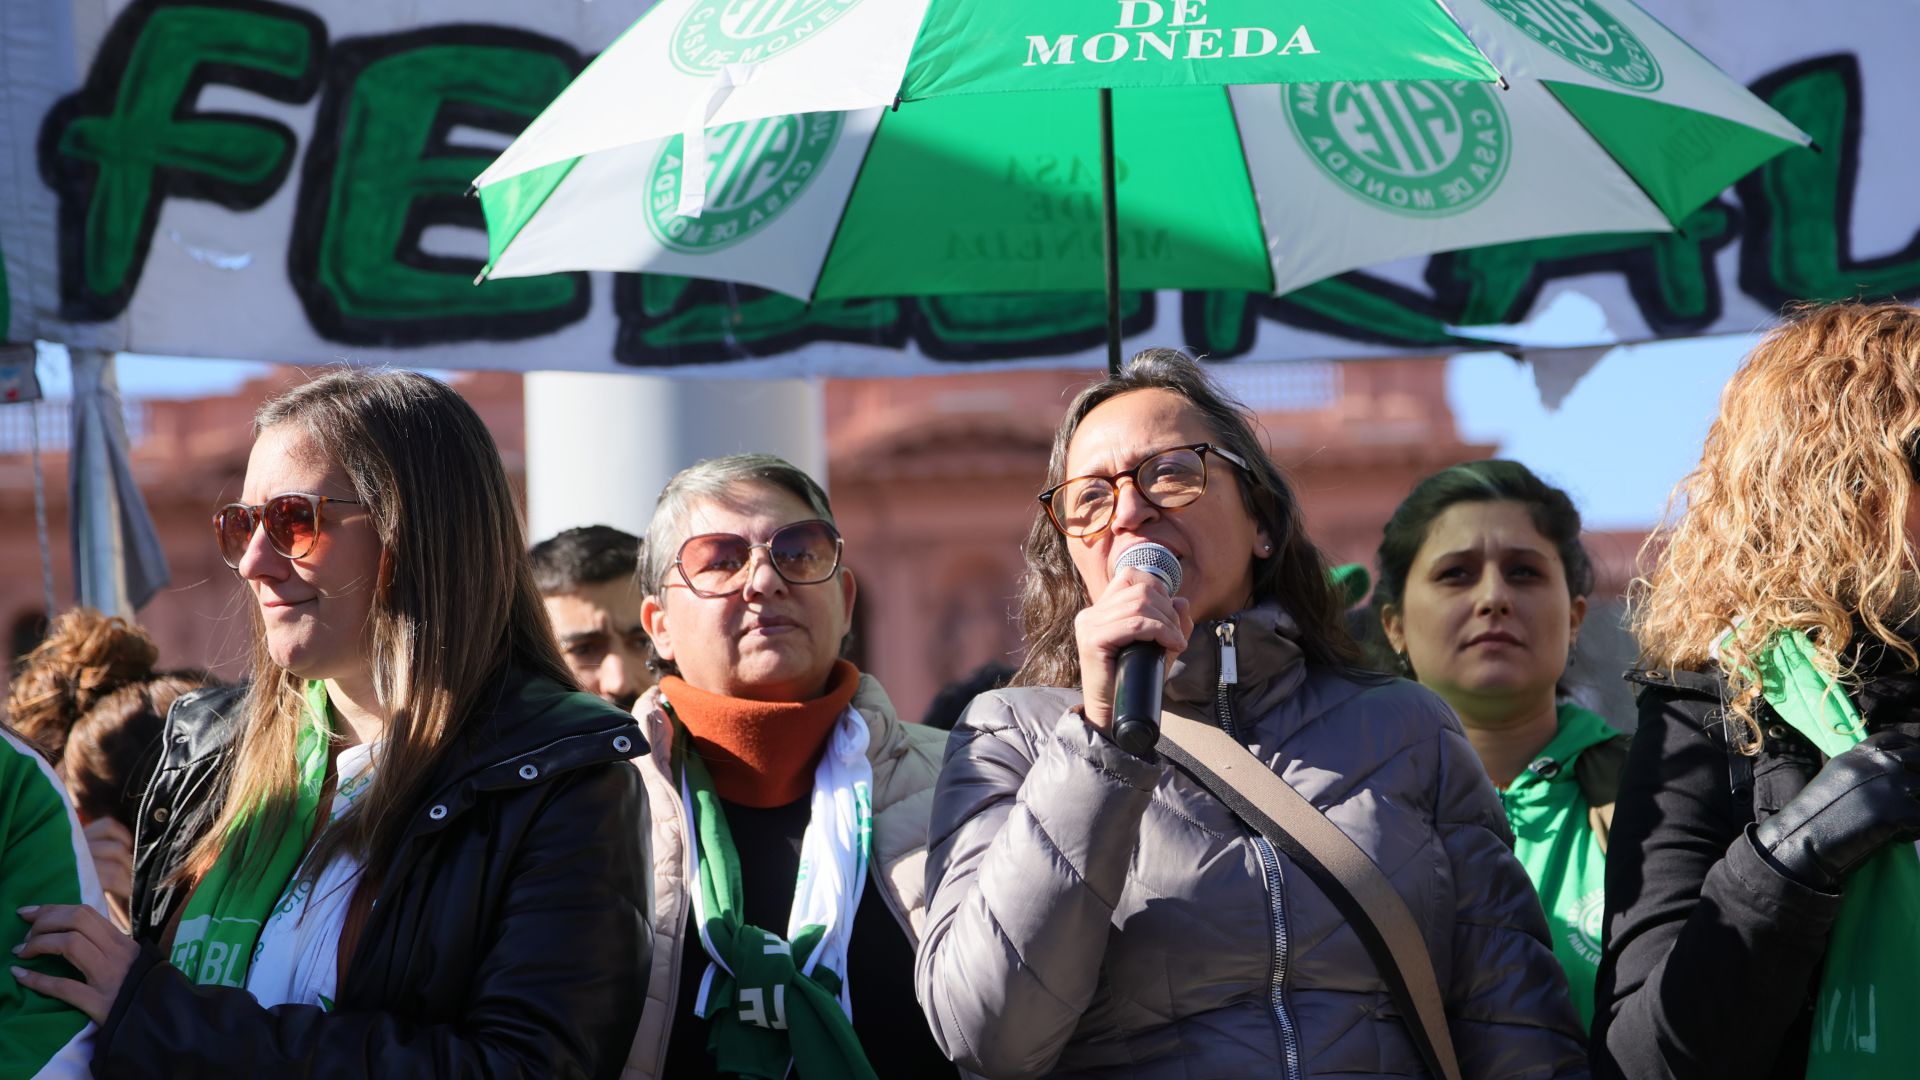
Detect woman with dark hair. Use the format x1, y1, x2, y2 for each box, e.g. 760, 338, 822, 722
8, 608, 218, 927
1600, 302, 1920, 1079
916, 350, 1587, 1078
1372, 460, 1629, 1026
14, 370, 651, 1078
59, 673, 212, 842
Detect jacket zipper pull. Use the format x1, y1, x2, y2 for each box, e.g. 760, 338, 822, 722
1216, 620, 1238, 686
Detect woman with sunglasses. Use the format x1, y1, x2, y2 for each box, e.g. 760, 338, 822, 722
622, 454, 953, 1080
916, 351, 1587, 1079
14, 370, 650, 1078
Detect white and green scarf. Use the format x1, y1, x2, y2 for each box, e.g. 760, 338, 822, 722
676, 705, 877, 1080
170, 680, 333, 988
246, 737, 378, 1011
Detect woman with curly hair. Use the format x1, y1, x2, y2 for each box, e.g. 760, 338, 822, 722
1599, 302, 1920, 1079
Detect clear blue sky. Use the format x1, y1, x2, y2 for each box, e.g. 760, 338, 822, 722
36, 331, 1752, 532
1446, 336, 1750, 530
34, 344, 273, 400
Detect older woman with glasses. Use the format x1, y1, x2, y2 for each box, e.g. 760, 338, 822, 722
621, 454, 954, 1080
916, 351, 1588, 1079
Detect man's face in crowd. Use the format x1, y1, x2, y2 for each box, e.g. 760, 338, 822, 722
545, 575, 652, 711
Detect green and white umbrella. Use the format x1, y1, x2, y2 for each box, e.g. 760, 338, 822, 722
475, 0, 1807, 368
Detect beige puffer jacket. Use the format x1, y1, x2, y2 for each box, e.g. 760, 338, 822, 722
916, 602, 1589, 1079
619, 673, 948, 1080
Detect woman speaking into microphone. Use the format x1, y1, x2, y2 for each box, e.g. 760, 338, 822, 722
915, 351, 1587, 1079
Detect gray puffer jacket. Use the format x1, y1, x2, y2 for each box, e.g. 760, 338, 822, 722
916, 602, 1587, 1079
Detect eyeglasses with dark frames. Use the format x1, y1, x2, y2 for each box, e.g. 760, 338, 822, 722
1037, 442, 1250, 539
213, 492, 366, 569
670, 519, 844, 598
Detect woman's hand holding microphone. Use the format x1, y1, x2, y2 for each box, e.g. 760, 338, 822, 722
1074, 564, 1192, 735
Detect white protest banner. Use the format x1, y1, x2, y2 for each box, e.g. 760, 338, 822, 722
1, 0, 1914, 376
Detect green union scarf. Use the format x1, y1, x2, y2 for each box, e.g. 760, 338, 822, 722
169, 680, 332, 988
1752, 630, 1920, 1076
675, 721, 877, 1080
1501, 703, 1617, 1029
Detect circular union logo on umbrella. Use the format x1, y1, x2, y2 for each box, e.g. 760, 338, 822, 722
1482, 0, 1664, 92
671, 0, 864, 76
646, 112, 843, 254
1285, 81, 1511, 218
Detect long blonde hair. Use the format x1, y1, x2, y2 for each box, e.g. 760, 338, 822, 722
178, 370, 571, 886
1634, 302, 1920, 750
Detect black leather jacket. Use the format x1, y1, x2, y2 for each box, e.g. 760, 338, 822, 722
1594, 662, 1920, 1079
101, 668, 652, 1079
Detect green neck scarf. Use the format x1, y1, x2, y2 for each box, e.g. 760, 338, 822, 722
1753, 630, 1920, 1077
170, 680, 332, 988
1499, 702, 1619, 1028
675, 725, 877, 1080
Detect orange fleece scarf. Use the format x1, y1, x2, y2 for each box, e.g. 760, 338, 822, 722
661, 660, 862, 808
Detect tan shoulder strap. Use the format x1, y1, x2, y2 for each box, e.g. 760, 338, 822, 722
1588, 801, 1615, 855
1157, 708, 1461, 1080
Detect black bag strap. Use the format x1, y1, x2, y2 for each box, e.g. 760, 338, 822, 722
1157, 708, 1461, 1080
1573, 732, 1631, 810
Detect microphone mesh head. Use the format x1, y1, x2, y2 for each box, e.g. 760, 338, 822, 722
1113, 542, 1183, 595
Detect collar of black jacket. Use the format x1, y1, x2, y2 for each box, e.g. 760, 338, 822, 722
162, 669, 644, 831
163, 684, 252, 765
1837, 623, 1920, 719
1624, 664, 1726, 699
409, 668, 644, 832
1629, 639, 1920, 710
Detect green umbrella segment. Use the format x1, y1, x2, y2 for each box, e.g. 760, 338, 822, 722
475, 0, 1807, 372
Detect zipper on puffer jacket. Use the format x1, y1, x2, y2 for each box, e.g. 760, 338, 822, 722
1215, 620, 1304, 1080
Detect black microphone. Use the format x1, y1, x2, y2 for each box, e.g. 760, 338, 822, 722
1109, 542, 1183, 756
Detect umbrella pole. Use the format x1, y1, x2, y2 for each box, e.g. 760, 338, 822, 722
1100, 88, 1121, 376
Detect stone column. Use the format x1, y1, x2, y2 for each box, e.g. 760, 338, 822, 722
523, 372, 827, 545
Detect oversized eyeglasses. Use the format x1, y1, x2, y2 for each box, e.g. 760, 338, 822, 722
213, 492, 365, 568
1037, 442, 1250, 539
670, 519, 844, 598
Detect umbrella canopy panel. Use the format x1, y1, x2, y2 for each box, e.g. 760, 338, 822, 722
485, 86, 1274, 299
473, 0, 1502, 192
483, 74, 1743, 300
1234, 75, 1678, 297
1445, 0, 1808, 222
815, 87, 1269, 299
477, 0, 1809, 304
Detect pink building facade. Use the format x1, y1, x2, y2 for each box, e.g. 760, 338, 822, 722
1, 360, 1646, 726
